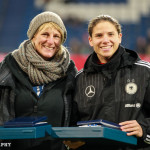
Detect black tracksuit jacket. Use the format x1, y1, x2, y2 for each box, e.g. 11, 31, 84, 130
73, 45, 150, 150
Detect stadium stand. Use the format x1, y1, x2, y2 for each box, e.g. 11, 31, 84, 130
72, 0, 127, 3
45, 0, 150, 52
0, 0, 150, 70
0, 0, 42, 52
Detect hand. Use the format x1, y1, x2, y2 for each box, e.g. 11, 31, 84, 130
63, 140, 85, 149
119, 120, 143, 137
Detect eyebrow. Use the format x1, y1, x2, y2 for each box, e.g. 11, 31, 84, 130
95, 31, 115, 34
94, 33, 102, 35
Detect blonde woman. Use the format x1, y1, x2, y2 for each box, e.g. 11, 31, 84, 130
0, 11, 77, 150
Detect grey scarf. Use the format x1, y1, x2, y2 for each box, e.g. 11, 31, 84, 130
12, 40, 70, 85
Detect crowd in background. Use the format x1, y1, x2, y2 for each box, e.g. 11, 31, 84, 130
0, 0, 150, 57
136, 28, 150, 55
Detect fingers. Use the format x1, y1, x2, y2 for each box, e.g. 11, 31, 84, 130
119, 120, 143, 137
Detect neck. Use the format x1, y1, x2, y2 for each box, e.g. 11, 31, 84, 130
97, 55, 111, 64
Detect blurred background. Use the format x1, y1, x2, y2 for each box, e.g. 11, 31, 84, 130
0, 0, 150, 70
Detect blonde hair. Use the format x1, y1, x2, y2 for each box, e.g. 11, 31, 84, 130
33, 22, 65, 57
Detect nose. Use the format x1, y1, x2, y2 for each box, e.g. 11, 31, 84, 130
47, 36, 54, 44
102, 35, 109, 43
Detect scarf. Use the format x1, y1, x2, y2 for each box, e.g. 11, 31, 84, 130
12, 40, 70, 85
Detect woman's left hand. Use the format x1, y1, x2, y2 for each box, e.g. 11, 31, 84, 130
119, 120, 143, 137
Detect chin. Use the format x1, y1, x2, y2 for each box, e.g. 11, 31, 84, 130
45, 53, 55, 58
103, 52, 113, 57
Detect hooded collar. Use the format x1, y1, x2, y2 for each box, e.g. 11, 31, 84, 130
84, 45, 140, 77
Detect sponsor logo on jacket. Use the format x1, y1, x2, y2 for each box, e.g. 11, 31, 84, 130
125, 103, 141, 108
85, 85, 95, 97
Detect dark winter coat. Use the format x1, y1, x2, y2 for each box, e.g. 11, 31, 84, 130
0, 53, 77, 150
73, 45, 150, 150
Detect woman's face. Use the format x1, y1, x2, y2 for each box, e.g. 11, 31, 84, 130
89, 21, 122, 63
32, 27, 62, 60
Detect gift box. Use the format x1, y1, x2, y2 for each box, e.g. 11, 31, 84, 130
0, 125, 51, 139
51, 126, 137, 145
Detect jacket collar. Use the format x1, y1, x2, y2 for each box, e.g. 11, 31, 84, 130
84, 45, 140, 75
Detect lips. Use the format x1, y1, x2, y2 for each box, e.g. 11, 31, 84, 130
100, 45, 112, 51
44, 46, 54, 50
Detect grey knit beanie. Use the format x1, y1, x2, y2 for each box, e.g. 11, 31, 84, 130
27, 11, 67, 43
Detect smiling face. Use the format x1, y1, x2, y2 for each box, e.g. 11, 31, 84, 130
32, 23, 62, 60
89, 21, 122, 63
